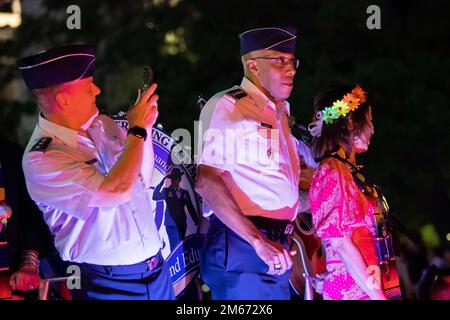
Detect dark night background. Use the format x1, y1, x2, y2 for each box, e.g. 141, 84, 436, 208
0, 0, 449, 248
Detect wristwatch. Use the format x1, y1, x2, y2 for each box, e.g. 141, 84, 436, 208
127, 126, 148, 141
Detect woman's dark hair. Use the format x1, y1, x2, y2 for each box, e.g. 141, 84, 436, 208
311, 82, 373, 161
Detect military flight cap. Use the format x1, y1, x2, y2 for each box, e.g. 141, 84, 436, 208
167, 167, 184, 179
17, 44, 95, 90
238, 26, 297, 56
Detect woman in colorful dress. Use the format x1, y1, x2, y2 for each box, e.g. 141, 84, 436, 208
308, 83, 388, 300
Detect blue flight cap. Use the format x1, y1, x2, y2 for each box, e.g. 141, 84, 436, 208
239, 26, 297, 56
17, 44, 95, 90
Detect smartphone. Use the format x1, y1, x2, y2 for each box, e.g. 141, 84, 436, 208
142, 66, 154, 90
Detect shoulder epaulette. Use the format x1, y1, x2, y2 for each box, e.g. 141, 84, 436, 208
30, 137, 52, 153
225, 88, 247, 101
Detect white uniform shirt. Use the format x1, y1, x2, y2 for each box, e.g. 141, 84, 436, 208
198, 77, 300, 221
22, 114, 161, 265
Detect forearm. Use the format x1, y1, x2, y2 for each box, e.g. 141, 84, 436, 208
188, 205, 199, 224
95, 81, 158, 204
195, 166, 263, 246
106, 135, 144, 188
92, 135, 144, 205
18, 250, 40, 274
152, 182, 165, 200
335, 238, 386, 299
9, 250, 42, 292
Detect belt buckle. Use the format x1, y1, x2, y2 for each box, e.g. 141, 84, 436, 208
284, 223, 294, 235
146, 255, 159, 272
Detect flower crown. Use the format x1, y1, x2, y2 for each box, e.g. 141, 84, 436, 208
308, 85, 367, 137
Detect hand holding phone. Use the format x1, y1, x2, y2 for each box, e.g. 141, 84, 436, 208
142, 66, 154, 90
134, 66, 155, 104
129, 82, 159, 130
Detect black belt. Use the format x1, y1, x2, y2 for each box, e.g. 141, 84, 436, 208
79, 251, 163, 275
247, 216, 294, 243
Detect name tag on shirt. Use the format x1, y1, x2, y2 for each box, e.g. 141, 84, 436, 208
260, 122, 273, 129
85, 158, 98, 165
257, 123, 275, 140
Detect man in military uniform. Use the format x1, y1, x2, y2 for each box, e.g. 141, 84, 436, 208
18, 45, 174, 300
153, 167, 199, 251
196, 27, 301, 299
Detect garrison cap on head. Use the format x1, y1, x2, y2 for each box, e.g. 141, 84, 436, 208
239, 26, 297, 56
167, 167, 184, 179
17, 44, 95, 90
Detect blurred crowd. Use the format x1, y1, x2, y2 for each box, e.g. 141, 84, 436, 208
397, 235, 450, 300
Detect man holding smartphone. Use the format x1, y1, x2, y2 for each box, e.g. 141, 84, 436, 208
19, 45, 174, 300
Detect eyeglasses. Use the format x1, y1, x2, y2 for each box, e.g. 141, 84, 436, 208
251, 56, 300, 69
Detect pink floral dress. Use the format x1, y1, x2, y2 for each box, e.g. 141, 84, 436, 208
309, 156, 378, 300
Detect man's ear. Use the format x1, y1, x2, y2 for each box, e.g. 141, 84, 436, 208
55, 91, 70, 112
246, 59, 259, 77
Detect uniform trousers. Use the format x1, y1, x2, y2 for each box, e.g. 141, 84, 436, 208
71, 251, 175, 300
200, 215, 291, 300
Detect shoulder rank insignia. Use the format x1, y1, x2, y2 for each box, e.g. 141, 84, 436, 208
30, 137, 52, 152
225, 88, 247, 101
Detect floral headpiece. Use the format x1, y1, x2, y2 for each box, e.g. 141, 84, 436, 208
308, 85, 367, 137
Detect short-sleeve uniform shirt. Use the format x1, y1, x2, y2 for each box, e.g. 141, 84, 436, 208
198, 77, 300, 220
23, 114, 161, 265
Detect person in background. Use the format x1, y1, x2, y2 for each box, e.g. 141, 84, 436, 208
0, 135, 56, 299
152, 167, 199, 250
